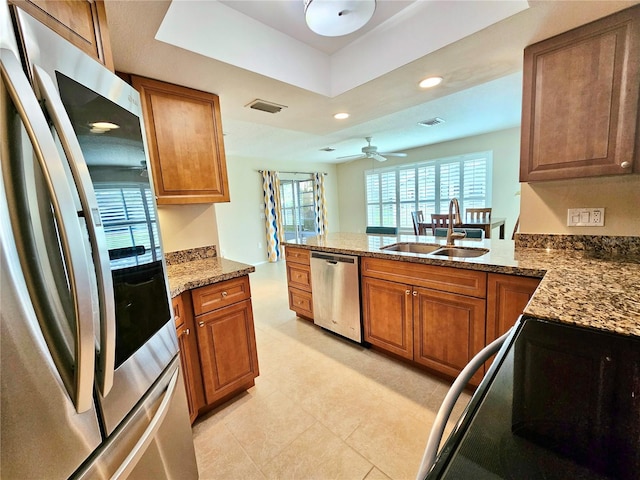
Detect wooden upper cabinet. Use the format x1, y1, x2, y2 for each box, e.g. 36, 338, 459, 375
131, 75, 230, 204
520, 5, 640, 181
11, 0, 114, 70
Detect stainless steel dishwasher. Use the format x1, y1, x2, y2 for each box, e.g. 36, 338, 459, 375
310, 252, 362, 343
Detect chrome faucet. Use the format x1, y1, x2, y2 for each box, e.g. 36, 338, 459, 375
446, 198, 465, 247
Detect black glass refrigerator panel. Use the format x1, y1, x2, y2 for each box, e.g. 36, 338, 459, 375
55, 71, 170, 367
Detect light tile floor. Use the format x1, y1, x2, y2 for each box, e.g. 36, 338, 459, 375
192, 261, 471, 480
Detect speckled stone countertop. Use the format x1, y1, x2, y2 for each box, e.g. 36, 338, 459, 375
285, 232, 640, 338
166, 256, 255, 298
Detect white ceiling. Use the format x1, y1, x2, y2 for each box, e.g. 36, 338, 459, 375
104, 0, 640, 165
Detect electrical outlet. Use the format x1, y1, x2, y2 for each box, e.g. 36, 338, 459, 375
567, 208, 605, 227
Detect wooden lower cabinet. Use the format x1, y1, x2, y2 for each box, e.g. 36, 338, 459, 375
413, 287, 486, 385
195, 299, 259, 405
172, 275, 259, 423
173, 293, 204, 424
362, 276, 413, 359
285, 246, 313, 320
486, 273, 541, 343
362, 275, 486, 384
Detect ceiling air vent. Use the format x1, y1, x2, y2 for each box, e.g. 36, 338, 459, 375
418, 117, 445, 127
245, 99, 287, 114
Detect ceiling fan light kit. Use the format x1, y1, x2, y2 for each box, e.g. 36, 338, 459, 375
304, 0, 376, 37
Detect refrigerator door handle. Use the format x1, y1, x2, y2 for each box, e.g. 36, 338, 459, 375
33, 65, 116, 396
111, 366, 180, 480
0, 48, 95, 413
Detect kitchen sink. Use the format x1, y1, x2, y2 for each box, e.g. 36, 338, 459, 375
380, 243, 442, 254
429, 247, 490, 258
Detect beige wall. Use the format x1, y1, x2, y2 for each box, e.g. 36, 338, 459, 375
520, 175, 640, 236
336, 127, 522, 237
157, 204, 220, 253
214, 156, 340, 265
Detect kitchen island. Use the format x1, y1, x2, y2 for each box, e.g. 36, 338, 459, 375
285, 232, 640, 338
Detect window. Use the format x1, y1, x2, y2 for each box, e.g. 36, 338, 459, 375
279, 178, 315, 242
365, 151, 492, 231
95, 185, 161, 269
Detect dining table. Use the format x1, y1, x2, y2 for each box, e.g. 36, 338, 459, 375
419, 217, 506, 239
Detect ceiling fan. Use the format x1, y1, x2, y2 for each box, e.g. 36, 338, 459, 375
337, 137, 408, 162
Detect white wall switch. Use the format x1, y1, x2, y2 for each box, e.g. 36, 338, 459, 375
567, 208, 605, 227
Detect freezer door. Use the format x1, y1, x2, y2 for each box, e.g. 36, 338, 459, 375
74, 359, 199, 480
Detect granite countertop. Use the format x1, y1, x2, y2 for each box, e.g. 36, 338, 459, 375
166, 256, 255, 298
285, 232, 640, 338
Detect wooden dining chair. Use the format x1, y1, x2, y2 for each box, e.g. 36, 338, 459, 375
411, 210, 425, 235
430, 214, 449, 234
466, 208, 492, 222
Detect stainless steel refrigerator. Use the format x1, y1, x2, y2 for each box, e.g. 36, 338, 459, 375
1, 2, 198, 478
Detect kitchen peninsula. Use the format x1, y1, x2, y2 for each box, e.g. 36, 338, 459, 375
285, 232, 640, 384
165, 247, 258, 423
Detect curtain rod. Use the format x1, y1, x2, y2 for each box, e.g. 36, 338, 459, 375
257, 169, 328, 175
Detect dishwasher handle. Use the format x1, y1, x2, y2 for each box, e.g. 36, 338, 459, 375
311, 252, 356, 264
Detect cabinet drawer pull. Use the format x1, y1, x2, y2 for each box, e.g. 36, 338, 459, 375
221, 291, 228, 298
621, 161, 631, 169
198, 321, 204, 327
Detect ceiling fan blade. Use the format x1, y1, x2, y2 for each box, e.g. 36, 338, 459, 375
371, 153, 387, 162
380, 152, 407, 157
336, 153, 366, 160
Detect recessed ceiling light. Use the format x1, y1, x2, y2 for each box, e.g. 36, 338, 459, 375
419, 76, 443, 89
334, 112, 349, 120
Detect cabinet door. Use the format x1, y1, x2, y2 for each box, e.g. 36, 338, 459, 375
176, 323, 201, 423
11, 0, 114, 70
520, 5, 640, 181
486, 274, 540, 343
196, 299, 259, 405
131, 75, 230, 204
173, 294, 204, 424
413, 287, 486, 385
362, 276, 413, 360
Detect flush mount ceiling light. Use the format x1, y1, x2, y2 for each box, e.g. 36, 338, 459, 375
418, 117, 445, 127
419, 76, 443, 88
304, 0, 376, 37
334, 112, 349, 119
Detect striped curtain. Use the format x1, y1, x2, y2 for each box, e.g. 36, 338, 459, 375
261, 171, 284, 262
313, 172, 328, 235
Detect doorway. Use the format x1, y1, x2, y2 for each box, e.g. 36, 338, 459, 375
279, 178, 315, 242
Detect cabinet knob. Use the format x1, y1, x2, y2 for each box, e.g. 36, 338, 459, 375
405, 289, 410, 295
412, 291, 417, 296
621, 161, 631, 169
222, 291, 228, 298
198, 321, 204, 327
185, 328, 190, 335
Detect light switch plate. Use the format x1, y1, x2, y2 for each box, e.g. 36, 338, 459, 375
567, 208, 605, 227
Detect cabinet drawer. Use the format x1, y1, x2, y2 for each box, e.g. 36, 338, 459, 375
361, 257, 487, 298
286, 262, 312, 292
285, 246, 310, 265
288, 287, 313, 319
192, 275, 251, 316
